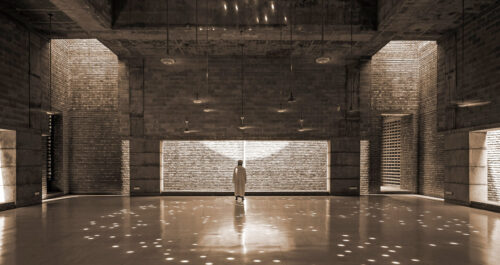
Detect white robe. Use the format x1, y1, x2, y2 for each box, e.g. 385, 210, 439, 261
232, 166, 247, 197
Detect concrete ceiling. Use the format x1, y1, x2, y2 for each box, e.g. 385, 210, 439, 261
1, 0, 498, 60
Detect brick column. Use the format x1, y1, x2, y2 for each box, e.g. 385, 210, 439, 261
330, 137, 360, 195
129, 138, 160, 195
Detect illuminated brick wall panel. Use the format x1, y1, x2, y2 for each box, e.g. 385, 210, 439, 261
162, 141, 328, 192
65, 40, 122, 194
245, 141, 328, 192
487, 131, 500, 202
362, 41, 420, 194
418, 42, 444, 198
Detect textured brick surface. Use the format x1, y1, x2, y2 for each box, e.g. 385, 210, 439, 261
437, 5, 500, 131
487, 131, 500, 202
418, 42, 445, 198
361, 41, 420, 194
127, 57, 346, 139
66, 40, 122, 194
162, 141, 328, 192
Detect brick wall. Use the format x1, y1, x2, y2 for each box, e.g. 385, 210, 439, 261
361, 41, 420, 193
121, 140, 130, 195
487, 130, 500, 202
437, 5, 500, 131
418, 41, 444, 198
65, 39, 122, 194
360, 140, 369, 194
162, 141, 328, 192
127, 56, 346, 139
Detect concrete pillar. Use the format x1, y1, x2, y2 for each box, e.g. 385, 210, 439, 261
129, 138, 160, 195
330, 137, 360, 195
444, 131, 488, 205
15, 129, 42, 207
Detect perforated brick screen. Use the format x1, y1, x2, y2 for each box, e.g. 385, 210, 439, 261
382, 118, 401, 186
487, 131, 500, 202
161, 141, 328, 192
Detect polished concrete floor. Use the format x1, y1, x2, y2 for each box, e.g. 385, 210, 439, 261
0, 196, 499, 265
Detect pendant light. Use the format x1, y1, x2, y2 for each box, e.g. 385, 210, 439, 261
315, 0, 330, 64
297, 112, 314, 132
287, 4, 296, 103
237, 30, 254, 130
452, 0, 490, 108
192, 0, 203, 104
161, 0, 175, 65
277, 21, 288, 113
48, 13, 53, 114
46, 13, 58, 115
238, 30, 247, 130
203, 0, 215, 112
183, 118, 198, 133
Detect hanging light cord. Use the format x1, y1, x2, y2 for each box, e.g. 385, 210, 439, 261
461, 0, 465, 100
289, 3, 293, 96
321, 0, 325, 55
49, 13, 52, 112
350, 0, 353, 57
166, 0, 170, 56
240, 30, 244, 117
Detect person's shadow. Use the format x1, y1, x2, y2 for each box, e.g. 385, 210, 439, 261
233, 201, 246, 236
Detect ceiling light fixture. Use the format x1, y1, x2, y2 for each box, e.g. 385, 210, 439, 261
238, 30, 253, 130
161, 0, 175, 65
183, 119, 192, 133
287, 4, 296, 103
203, 0, 215, 113
47, 13, 55, 114
192, 0, 202, 104
315, 0, 330, 64
297, 113, 314, 132
277, 22, 288, 113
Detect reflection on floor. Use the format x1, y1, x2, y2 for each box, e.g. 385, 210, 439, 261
0, 195, 499, 265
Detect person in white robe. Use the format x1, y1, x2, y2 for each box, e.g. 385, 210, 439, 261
233, 160, 247, 201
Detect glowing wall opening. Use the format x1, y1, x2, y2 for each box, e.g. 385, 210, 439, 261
0, 130, 16, 204
161, 141, 329, 192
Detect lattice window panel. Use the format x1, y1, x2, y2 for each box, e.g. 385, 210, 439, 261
382, 119, 401, 186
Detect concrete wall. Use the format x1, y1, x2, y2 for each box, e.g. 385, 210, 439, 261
438, 5, 500, 205
437, 5, 500, 130
0, 14, 46, 206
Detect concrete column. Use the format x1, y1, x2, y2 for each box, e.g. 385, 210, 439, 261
444, 131, 487, 205
330, 137, 360, 195
15, 129, 42, 207
129, 138, 160, 195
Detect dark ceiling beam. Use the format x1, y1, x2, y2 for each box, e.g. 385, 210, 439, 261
49, 0, 112, 32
